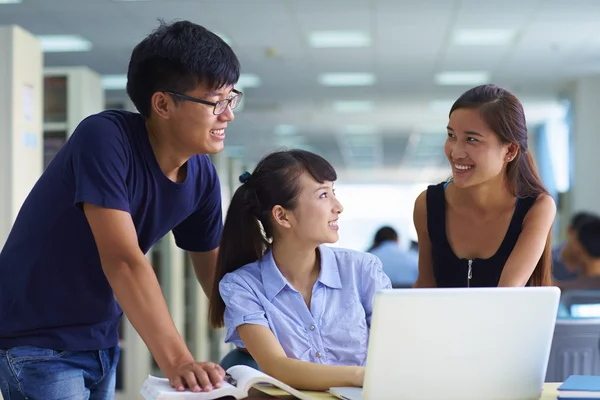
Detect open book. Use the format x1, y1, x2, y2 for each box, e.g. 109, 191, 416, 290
140, 365, 314, 400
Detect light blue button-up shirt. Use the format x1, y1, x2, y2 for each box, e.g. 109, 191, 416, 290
220, 245, 391, 366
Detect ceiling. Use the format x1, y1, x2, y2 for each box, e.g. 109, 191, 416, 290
1, 0, 597, 182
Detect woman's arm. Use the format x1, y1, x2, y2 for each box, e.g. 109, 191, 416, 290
412, 190, 437, 288
498, 194, 556, 287
219, 277, 364, 390
237, 324, 364, 390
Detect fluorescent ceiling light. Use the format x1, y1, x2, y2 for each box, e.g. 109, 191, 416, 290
453, 29, 515, 46
37, 35, 92, 52
0, 0, 21, 4
309, 31, 371, 48
341, 125, 378, 135
318, 73, 376, 87
102, 74, 127, 90
238, 73, 261, 88
435, 71, 489, 86
333, 100, 374, 113
274, 124, 298, 136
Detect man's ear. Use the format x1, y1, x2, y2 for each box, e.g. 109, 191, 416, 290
272, 205, 291, 229
150, 92, 172, 119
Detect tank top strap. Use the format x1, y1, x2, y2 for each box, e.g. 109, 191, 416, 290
498, 194, 539, 255
509, 195, 538, 231
426, 182, 448, 244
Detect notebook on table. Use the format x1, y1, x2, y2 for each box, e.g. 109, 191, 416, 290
557, 375, 600, 399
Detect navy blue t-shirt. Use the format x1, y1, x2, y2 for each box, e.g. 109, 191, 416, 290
0, 110, 223, 351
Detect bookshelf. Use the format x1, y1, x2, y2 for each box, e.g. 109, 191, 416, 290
42, 67, 104, 168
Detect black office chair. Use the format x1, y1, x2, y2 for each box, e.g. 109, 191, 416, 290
219, 348, 259, 370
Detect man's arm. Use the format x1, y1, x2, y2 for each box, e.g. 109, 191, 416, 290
84, 204, 224, 392
189, 248, 219, 298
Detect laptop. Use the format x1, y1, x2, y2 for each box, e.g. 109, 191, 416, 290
330, 287, 560, 400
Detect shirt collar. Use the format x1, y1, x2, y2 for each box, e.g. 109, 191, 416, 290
316, 245, 342, 290
260, 245, 342, 301
261, 250, 289, 301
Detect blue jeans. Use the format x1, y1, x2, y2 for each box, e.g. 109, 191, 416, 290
0, 345, 119, 400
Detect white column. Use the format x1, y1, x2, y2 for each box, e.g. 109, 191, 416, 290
118, 317, 150, 400
228, 156, 243, 197
0, 25, 43, 246
569, 78, 600, 216
210, 152, 231, 213
207, 155, 244, 362
162, 232, 185, 333
192, 271, 211, 362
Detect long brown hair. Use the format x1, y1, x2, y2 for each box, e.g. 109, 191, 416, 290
450, 84, 552, 286
208, 149, 337, 328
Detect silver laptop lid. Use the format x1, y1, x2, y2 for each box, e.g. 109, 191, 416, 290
362, 287, 560, 400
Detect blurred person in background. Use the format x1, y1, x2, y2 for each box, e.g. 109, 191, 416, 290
552, 211, 599, 282
368, 226, 418, 288
555, 217, 600, 292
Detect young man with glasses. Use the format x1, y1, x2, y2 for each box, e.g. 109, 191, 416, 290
0, 20, 241, 399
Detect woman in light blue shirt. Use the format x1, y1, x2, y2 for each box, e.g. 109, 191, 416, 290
208, 149, 391, 391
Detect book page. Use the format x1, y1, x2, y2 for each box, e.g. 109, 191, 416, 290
227, 365, 314, 400
140, 375, 241, 400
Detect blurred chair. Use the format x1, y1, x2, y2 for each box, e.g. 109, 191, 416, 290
219, 348, 259, 370
545, 318, 600, 382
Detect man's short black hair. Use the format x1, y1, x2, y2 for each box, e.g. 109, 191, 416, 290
578, 218, 600, 258
126, 20, 240, 117
374, 226, 398, 244
570, 211, 598, 231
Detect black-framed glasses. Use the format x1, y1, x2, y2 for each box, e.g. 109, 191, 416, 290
165, 89, 243, 115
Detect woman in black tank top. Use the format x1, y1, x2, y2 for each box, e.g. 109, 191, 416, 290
413, 84, 556, 288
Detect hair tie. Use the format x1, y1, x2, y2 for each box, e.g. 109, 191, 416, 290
239, 171, 252, 184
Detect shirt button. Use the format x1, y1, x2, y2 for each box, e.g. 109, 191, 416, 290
316, 351, 322, 358
310, 325, 315, 331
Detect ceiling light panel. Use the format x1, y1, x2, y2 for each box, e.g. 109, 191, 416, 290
318, 73, 376, 87
309, 31, 371, 48
434, 71, 490, 86
452, 29, 515, 46
37, 35, 92, 53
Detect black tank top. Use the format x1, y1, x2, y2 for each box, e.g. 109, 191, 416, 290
426, 181, 538, 287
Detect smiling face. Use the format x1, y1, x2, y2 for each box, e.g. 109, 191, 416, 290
273, 172, 344, 246
445, 108, 517, 188
152, 83, 236, 156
